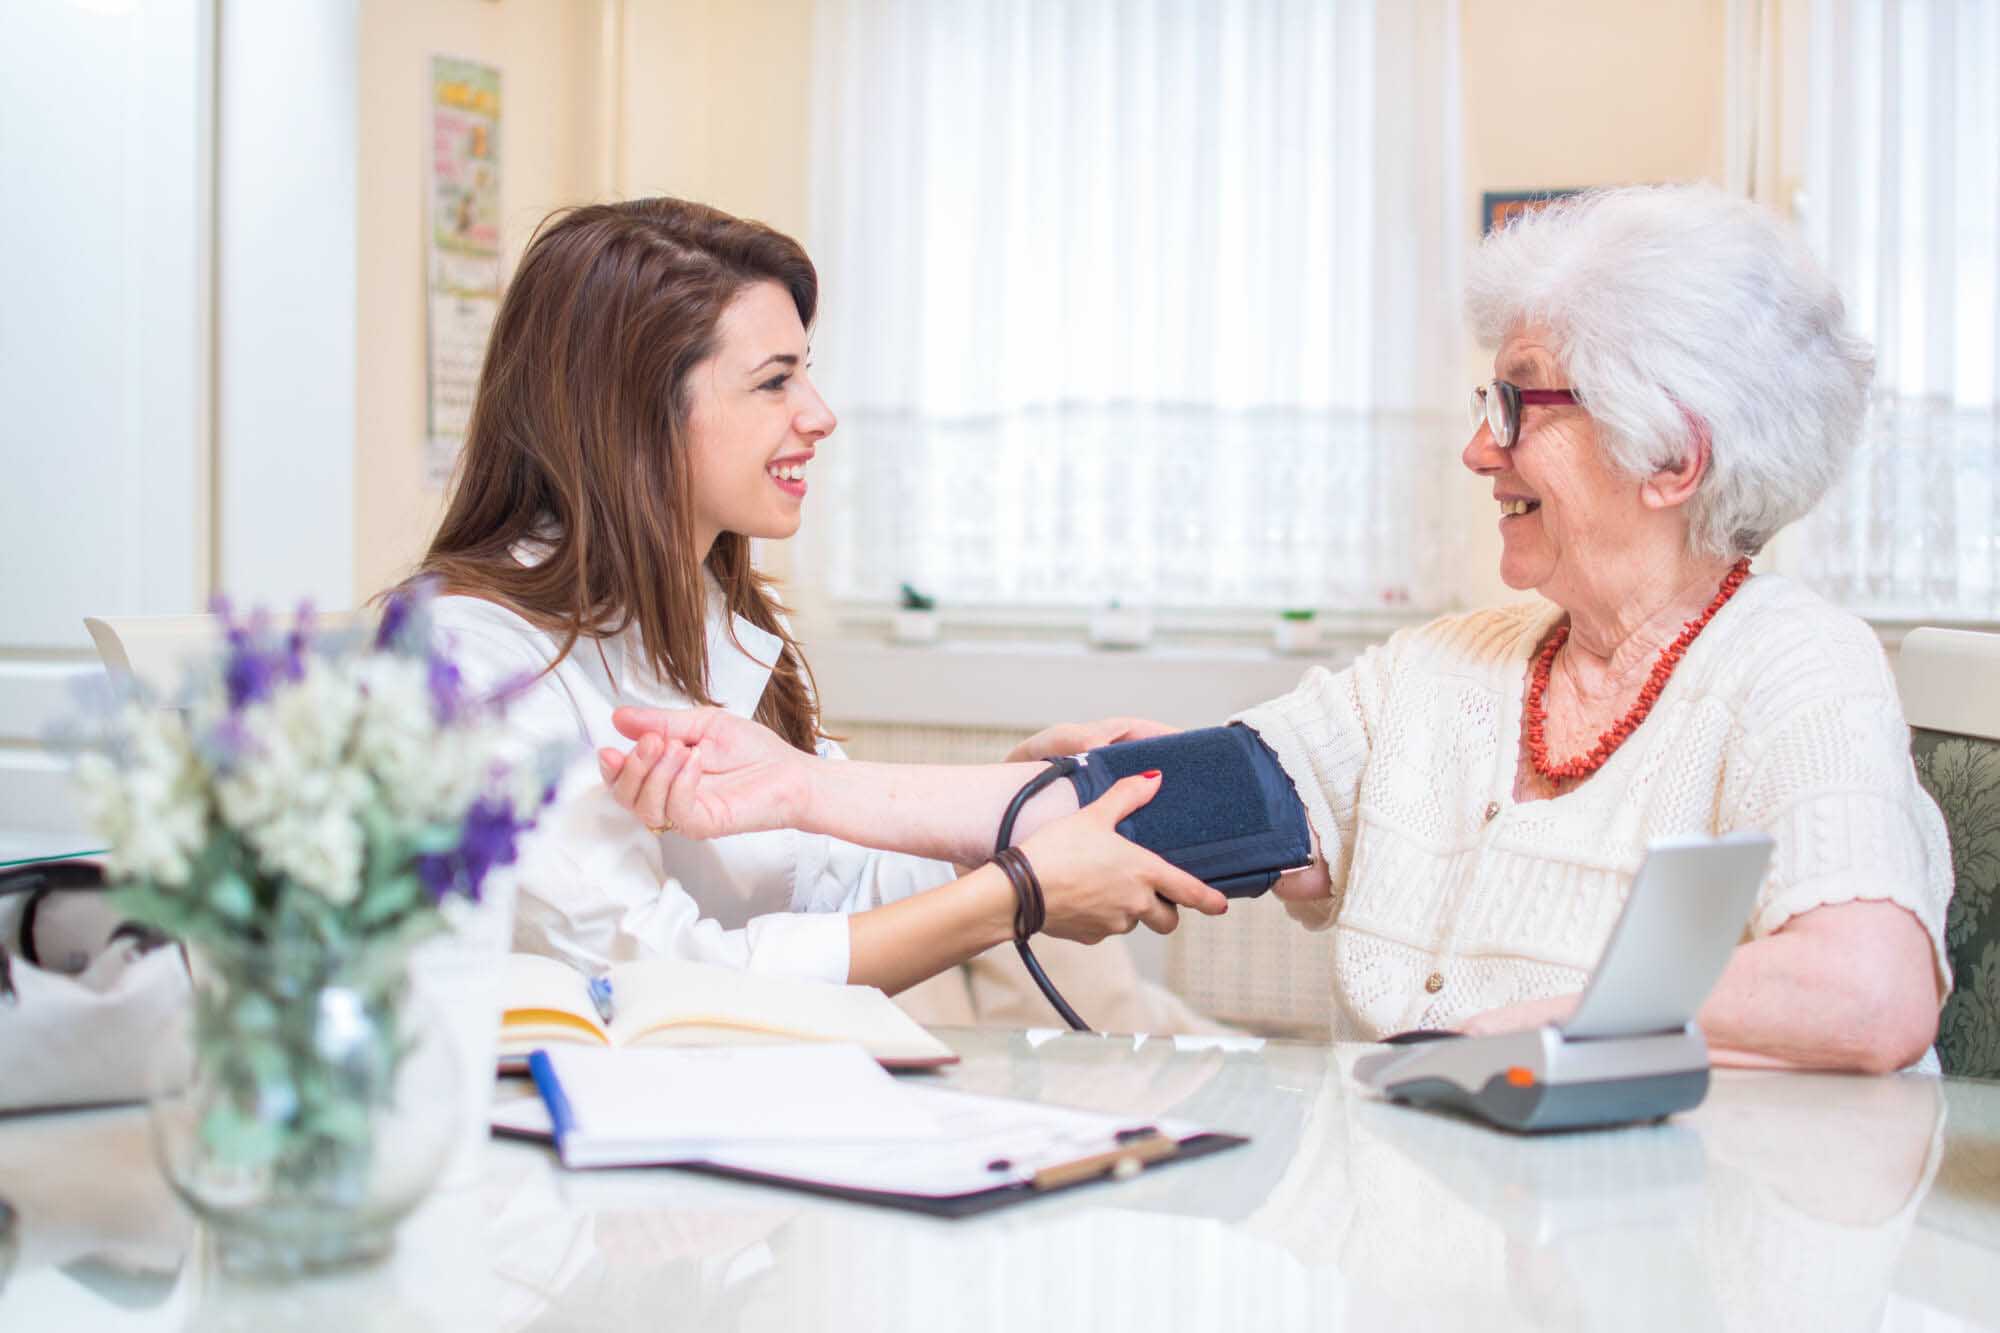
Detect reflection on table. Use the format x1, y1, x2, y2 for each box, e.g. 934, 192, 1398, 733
1, 1030, 1996, 1331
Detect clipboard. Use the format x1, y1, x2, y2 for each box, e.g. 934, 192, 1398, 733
496, 1059, 1248, 1219
674, 1124, 1249, 1219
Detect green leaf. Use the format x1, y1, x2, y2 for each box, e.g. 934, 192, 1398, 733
356, 873, 422, 929
199, 1100, 285, 1169
303, 1095, 373, 1146
210, 871, 256, 922
111, 882, 205, 936
228, 990, 281, 1036
411, 823, 459, 856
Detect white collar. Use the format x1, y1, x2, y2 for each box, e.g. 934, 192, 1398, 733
509, 531, 781, 717
704, 590, 784, 719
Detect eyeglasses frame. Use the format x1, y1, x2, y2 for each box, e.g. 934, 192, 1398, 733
1471, 379, 1581, 448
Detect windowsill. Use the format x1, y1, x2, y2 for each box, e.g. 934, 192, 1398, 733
806, 631, 1393, 730
803, 602, 2000, 731
816, 599, 1437, 641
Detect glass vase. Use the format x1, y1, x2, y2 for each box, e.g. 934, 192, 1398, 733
146, 937, 460, 1277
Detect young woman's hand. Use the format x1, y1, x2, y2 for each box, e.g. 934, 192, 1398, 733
1016, 770, 1229, 942
599, 706, 811, 838
1005, 716, 1178, 764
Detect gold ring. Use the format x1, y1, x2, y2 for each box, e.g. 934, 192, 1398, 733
648, 818, 675, 835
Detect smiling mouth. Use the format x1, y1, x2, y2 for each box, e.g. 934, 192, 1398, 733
1499, 498, 1540, 517
767, 462, 807, 482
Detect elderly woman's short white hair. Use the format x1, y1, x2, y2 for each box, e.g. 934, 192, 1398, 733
1466, 184, 1873, 559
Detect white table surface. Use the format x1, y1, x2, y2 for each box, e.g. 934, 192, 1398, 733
2, 1029, 1996, 1332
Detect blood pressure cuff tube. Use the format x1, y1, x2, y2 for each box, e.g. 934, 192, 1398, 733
1062, 723, 1313, 898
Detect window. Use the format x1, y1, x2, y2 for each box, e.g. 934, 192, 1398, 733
1790, 0, 2000, 619
804, 0, 1464, 614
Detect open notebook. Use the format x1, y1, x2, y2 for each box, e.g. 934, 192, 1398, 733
499, 953, 958, 1070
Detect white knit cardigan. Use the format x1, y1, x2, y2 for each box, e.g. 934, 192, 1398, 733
1233, 573, 1953, 1042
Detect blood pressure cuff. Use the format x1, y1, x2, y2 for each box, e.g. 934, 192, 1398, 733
1063, 723, 1312, 898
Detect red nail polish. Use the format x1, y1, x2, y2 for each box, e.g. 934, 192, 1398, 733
1141, 769, 1161, 779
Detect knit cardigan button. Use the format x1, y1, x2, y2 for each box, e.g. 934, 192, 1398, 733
1424, 971, 1445, 994
1483, 801, 1500, 822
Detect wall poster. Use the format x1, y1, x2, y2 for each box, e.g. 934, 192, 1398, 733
426, 56, 502, 490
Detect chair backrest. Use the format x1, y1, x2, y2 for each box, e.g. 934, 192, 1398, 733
1899, 627, 2000, 1079
83, 614, 225, 696
83, 611, 363, 697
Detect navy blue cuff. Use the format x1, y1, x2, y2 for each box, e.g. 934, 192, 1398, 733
1061, 723, 1313, 898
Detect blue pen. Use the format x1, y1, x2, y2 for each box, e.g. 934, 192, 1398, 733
587, 974, 615, 1026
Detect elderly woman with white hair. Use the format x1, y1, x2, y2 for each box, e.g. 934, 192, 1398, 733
599, 185, 1952, 1073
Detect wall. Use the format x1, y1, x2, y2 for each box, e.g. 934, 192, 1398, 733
1452, 0, 1729, 608
618, 0, 813, 237
353, 0, 609, 602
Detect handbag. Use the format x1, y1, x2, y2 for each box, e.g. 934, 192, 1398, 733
0, 862, 190, 1113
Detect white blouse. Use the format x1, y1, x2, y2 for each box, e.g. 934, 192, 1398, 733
1233, 573, 1954, 1044
430, 591, 957, 983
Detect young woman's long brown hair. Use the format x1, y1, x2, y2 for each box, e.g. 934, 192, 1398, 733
416, 197, 826, 750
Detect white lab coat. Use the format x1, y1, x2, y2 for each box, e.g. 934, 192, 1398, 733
429, 589, 957, 983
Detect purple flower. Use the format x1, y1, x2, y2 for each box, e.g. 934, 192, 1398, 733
458, 799, 524, 897
375, 589, 413, 652
419, 798, 532, 903
415, 851, 457, 900
426, 654, 465, 724
201, 712, 256, 771
212, 599, 306, 712
376, 576, 441, 656
286, 602, 315, 680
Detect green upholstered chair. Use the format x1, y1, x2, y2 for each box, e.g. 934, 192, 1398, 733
1900, 627, 2000, 1079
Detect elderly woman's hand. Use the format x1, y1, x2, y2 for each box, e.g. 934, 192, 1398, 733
1005, 716, 1178, 764
600, 706, 812, 838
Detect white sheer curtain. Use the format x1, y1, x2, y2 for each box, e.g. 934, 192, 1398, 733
804, 0, 1462, 613
1791, 0, 2000, 618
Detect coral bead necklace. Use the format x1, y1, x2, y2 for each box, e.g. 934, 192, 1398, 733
1525, 558, 1752, 785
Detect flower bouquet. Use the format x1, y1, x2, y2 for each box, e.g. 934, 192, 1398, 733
72, 582, 555, 1274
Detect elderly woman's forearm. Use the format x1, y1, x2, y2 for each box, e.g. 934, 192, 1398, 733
800, 757, 1080, 862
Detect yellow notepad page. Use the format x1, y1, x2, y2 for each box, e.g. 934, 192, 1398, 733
499, 954, 956, 1069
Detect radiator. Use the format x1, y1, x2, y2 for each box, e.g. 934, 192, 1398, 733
827, 719, 1335, 1037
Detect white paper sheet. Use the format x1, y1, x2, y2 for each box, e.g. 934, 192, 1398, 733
495, 1078, 1211, 1199
693, 1086, 1203, 1198
537, 1044, 942, 1168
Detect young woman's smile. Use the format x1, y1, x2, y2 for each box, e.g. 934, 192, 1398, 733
765, 449, 813, 500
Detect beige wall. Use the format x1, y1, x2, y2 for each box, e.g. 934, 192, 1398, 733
1462, 0, 1726, 207
1451, 0, 1728, 609
353, 0, 607, 601
351, 0, 1729, 611
618, 0, 813, 238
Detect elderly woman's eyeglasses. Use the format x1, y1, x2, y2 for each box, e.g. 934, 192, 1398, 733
1470, 380, 1580, 449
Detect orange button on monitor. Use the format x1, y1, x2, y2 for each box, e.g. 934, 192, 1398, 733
1504, 1066, 1536, 1088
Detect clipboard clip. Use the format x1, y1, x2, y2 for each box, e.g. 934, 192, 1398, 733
1029, 1128, 1180, 1191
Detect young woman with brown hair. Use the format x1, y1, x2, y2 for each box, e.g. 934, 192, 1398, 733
415, 197, 1224, 991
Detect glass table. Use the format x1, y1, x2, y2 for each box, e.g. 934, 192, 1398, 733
1, 1029, 1996, 1331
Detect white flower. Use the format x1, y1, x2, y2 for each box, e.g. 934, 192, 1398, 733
246, 772, 369, 905
350, 656, 457, 820
75, 703, 208, 887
